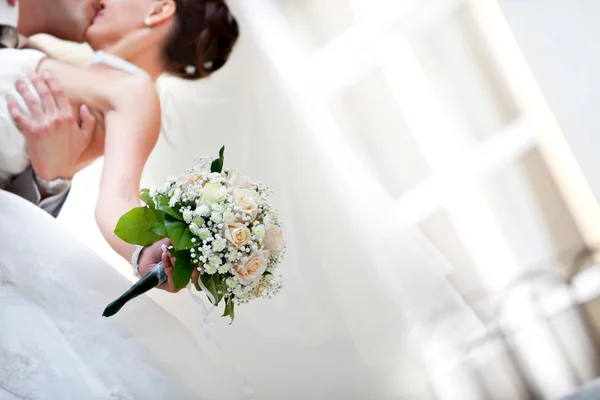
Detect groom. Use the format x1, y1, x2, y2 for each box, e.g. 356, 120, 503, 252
1, 0, 180, 292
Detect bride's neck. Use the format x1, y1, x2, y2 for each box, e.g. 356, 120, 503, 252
100, 31, 165, 81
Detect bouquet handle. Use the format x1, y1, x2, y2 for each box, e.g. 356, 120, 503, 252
102, 262, 167, 317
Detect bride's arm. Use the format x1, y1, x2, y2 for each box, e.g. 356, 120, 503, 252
95, 81, 161, 261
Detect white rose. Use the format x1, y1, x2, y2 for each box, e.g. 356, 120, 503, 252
189, 223, 201, 236
169, 187, 182, 207
227, 249, 241, 262
208, 255, 222, 267
228, 170, 254, 189
233, 189, 258, 221
205, 265, 217, 275
213, 238, 227, 252
203, 183, 227, 204
226, 277, 238, 288
195, 204, 211, 217
252, 224, 266, 240
263, 214, 275, 228
211, 212, 223, 223
233, 251, 268, 285
219, 263, 232, 274
223, 211, 236, 224
208, 172, 223, 183
263, 226, 285, 252
182, 209, 194, 224
198, 228, 211, 241
224, 223, 251, 248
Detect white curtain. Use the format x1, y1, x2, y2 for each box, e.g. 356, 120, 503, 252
43, 0, 596, 398
37, 11, 484, 399
140, 27, 482, 399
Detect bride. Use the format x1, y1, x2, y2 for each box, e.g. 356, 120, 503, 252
1, 0, 239, 263
0, 0, 240, 398
0, 189, 238, 399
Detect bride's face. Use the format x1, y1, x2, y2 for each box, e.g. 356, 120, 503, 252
85, 0, 174, 49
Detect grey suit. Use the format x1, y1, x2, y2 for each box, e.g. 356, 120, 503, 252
3, 167, 69, 218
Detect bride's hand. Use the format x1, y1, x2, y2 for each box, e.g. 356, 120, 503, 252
138, 238, 200, 293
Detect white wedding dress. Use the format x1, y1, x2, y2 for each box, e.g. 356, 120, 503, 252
0, 51, 215, 399
0, 190, 211, 400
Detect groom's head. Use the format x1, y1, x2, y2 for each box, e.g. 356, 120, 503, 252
17, 0, 101, 42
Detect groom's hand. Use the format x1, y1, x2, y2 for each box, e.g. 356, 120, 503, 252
6, 71, 96, 181
138, 238, 200, 293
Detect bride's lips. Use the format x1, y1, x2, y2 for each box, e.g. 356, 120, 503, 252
89, 4, 104, 26
92, 10, 105, 24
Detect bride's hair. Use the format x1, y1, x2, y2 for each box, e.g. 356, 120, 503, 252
164, 0, 239, 80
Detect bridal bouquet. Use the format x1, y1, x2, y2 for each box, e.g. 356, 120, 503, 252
105, 147, 285, 322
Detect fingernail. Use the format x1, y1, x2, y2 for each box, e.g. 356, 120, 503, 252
42, 71, 51, 79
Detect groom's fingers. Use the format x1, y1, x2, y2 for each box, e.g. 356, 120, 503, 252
29, 72, 58, 116
44, 71, 71, 113
6, 96, 37, 134
14, 79, 44, 120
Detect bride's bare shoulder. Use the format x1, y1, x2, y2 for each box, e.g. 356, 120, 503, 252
37, 57, 159, 115
110, 75, 159, 109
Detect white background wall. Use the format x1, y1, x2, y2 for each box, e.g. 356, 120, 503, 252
499, 0, 600, 203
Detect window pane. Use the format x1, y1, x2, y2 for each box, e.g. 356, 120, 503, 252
408, 3, 521, 142
330, 68, 432, 198
274, 0, 356, 50
480, 147, 584, 270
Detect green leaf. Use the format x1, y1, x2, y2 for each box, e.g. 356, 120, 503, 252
149, 221, 167, 237
210, 146, 225, 173
169, 249, 191, 262
200, 273, 225, 305
156, 195, 183, 220
114, 207, 164, 246
165, 215, 194, 250
147, 208, 167, 237
194, 281, 202, 292
222, 297, 235, 323
139, 189, 155, 208
173, 257, 195, 292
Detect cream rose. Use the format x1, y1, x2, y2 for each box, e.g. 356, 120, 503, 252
234, 251, 269, 285
254, 278, 271, 298
224, 223, 251, 248
182, 172, 204, 188
228, 170, 254, 189
233, 189, 258, 220
263, 226, 285, 252
203, 182, 227, 204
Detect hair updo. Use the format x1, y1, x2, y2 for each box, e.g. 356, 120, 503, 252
163, 0, 239, 80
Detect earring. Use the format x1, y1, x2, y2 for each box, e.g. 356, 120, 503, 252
144, 17, 152, 27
